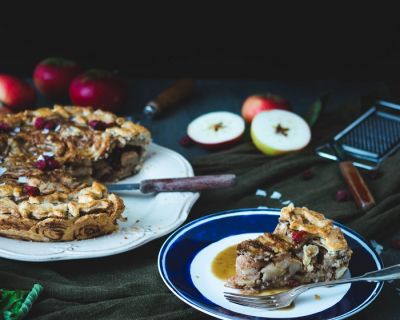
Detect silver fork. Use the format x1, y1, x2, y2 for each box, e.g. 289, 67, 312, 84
224, 264, 400, 310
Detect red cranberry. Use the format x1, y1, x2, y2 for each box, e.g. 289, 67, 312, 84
23, 185, 41, 197
335, 189, 349, 202
291, 230, 307, 244
287, 279, 300, 288
43, 120, 56, 130
34, 159, 47, 170
34, 117, 58, 131
43, 156, 60, 170
179, 135, 195, 148
391, 239, 400, 250
369, 169, 382, 180
34, 117, 46, 129
34, 156, 60, 171
302, 169, 314, 180
0, 122, 11, 133
88, 120, 112, 130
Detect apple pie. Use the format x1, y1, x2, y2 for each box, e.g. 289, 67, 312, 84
0, 105, 151, 241
227, 205, 352, 291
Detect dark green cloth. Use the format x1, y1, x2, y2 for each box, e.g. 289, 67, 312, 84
1, 96, 400, 319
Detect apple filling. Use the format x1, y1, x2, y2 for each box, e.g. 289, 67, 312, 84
65, 146, 144, 182
92, 145, 144, 182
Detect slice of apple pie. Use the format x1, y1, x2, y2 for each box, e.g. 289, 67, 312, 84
227, 205, 352, 291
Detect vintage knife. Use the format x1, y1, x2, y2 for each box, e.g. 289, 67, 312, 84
106, 174, 236, 194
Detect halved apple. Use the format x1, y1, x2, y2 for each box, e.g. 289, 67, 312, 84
250, 110, 311, 156
187, 111, 245, 150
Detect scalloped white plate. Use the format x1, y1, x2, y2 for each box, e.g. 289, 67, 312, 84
0, 143, 199, 262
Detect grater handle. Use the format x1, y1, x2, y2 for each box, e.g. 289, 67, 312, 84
339, 161, 376, 210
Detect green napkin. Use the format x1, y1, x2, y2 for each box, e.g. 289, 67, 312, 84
0, 284, 42, 320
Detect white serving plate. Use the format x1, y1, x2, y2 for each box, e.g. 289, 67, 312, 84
0, 143, 199, 262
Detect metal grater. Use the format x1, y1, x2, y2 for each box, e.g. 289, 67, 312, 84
316, 100, 400, 170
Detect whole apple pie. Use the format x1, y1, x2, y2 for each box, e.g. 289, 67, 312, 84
227, 205, 352, 291
0, 105, 151, 241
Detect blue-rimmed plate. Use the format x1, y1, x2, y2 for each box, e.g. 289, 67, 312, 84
158, 208, 383, 320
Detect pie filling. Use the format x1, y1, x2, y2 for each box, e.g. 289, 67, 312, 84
67, 145, 144, 181
227, 206, 353, 291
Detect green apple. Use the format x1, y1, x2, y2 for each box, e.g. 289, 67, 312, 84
250, 110, 311, 155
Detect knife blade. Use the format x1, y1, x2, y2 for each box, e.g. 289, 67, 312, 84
106, 174, 236, 194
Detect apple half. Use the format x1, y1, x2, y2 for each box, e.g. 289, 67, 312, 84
250, 110, 311, 155
187, 111, 245, 150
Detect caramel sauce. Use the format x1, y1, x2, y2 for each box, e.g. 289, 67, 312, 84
211, 245, 237, 280
211, 245, 311, 311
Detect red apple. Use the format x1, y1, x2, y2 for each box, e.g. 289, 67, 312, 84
33, 57, 81, 99
187, 111, 245, 150
0, 74, 36, 111
241, 94, 292, 123
69, 69, 126, 111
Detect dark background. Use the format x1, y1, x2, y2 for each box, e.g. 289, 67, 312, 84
1, 5, 400, 79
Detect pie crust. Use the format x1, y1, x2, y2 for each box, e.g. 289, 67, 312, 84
227, 205, 353, 291
0, 105, 151, 241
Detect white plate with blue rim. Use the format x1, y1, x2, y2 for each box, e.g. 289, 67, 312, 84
158, 208, 383, 320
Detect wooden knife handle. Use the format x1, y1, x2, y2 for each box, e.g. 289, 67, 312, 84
144, 78, 196, 117
339, 161, 375, 210
140, 174, 236, 193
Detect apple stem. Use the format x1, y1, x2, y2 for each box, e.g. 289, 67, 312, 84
275, 123, 289, 136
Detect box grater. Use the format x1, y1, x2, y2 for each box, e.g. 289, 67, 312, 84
316, 100, 400, 170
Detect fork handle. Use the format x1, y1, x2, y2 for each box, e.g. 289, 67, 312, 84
294, 264, 400, 294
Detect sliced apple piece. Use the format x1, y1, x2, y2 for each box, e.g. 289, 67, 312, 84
250, 110, 311, 155
187, 111, 245, 150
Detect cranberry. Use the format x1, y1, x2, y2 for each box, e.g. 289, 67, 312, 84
391, 239, 400, 250
0, 122, 11, 133
43, 120, 56, 130
287, 279, 300, 288
34, 159, 47, 170
335, 189, 349, 202
291, 230, 307, 244
302, 169, 314, 180
44, 156, 60, 170
34, 156, 60, 171
369, 169, 382, 180
34, 117, 58, 131
179, 135, 195, 148
23, 185, 40, 197
88, 120, 112, 130
34, 117, 46, 129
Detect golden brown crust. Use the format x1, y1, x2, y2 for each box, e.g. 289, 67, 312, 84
0, 105, 150, 241
0, 180, 125, 242
238, 233, 292, 256
0, 105, 151, 181
275, 204, 349, 251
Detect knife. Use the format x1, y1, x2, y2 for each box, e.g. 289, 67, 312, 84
143, 78, 196, 119
106, 174, 236, 194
